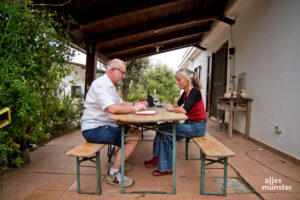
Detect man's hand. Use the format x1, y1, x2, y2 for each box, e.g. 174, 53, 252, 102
134, 103, 147, 112
135, 101, 148, 107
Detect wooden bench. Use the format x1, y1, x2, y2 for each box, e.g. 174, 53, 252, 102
66, 142, 107, 194
185, 133, 235, 196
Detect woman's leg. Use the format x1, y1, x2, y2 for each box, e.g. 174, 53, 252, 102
144, 133, 160, 167
156, 122, 206, 172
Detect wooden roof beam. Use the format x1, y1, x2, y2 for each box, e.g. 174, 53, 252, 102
114, 37, 202, 61
193, 44, 207, 51
87, 10, 217, 44
74, 0, 179, 27
102, 24, 211, 55
214, 15, 235, 25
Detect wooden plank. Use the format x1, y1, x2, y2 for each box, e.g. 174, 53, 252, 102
87, 10, 215, 44
192, 133, 235, 157
110, 107, 187, 123
116, 36, 202, 61
102, 25, 210, 55
66, 142, 106, 157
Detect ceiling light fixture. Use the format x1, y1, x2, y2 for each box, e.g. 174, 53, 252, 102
154, 44, 160, 52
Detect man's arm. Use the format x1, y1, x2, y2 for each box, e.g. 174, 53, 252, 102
106, 103, 146, 114
120, 101, 134, 106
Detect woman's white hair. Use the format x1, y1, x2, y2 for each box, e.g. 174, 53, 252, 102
175, 68, 202, 89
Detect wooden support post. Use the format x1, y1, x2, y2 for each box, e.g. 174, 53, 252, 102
245, 100, 252, 140
85, 44, 96, 98
228, 100, 234, 139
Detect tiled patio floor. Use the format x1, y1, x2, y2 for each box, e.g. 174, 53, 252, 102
1, 121, 299, 200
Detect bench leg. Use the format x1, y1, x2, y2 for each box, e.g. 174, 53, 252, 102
200, 150, 205, 194
96, 152, 101, 194
75, 155, 102, 195
76, 157, 81, 193
185, 138, 190, 160
107, 144, 115, 162
199, 155, 228, 196
223, 157, 228, 196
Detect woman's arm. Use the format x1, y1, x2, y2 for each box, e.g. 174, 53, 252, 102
166, 104, 186, 113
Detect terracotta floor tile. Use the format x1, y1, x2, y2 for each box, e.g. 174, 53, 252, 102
23, 190, 64, 200
290, 193, 300, 199
58, 191, 92, 200
1, 122, 300, 200
0, 188, 34, 200
161, 193, 192, 200
261, 192, 297, 200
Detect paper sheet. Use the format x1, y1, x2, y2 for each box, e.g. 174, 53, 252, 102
135, 110, 156, 115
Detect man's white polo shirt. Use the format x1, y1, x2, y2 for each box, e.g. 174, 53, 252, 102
81, 74, 123, 131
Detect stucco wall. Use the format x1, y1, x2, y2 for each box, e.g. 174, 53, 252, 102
200, 0, 300, 159
60, 65, 85, 97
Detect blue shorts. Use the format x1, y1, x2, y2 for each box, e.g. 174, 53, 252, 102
82, 125, 130, 147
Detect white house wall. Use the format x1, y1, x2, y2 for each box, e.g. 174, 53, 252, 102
193, 0, 300, 159
60, 65, 85, 97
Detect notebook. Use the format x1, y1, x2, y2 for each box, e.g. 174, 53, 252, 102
135, 110, 156, 115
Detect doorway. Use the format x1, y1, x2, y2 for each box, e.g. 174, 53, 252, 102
210, 42, 228, 118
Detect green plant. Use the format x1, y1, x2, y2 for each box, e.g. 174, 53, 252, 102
127, 63, 180, 104
0, 0, 77, 178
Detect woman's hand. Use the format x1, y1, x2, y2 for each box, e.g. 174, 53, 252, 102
166, 105, 174, 112
166, 104, 186, 113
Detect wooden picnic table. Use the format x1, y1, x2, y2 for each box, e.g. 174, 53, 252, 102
111, 107, 187, 194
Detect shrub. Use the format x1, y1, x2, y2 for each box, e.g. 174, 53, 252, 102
0, 0, 79, 179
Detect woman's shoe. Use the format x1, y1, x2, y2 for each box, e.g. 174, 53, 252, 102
144, 156, 158, 167
152, 170, 173, 176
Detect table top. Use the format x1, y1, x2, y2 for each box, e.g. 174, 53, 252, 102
110, 107, 187, 124
217, 97, 253, 101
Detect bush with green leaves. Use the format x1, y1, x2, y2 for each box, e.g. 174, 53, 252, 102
0, 0, 80, 176
127, 63, 180, 104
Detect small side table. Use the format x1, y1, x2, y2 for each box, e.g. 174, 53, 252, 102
216, 97, 253, 139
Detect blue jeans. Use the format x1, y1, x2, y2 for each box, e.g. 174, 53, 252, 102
82, 125, 130, 147
153, 121, 206, 172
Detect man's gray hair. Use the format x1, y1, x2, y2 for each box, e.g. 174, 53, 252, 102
106, 58, 124, 70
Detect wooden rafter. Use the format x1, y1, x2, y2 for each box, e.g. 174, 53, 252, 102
114, 37, 202, 61
86, 10, 218, 44
101, 24, 211, 55
73, 0, 180, 27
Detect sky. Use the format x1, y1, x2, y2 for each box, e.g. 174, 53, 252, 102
149, 47, 188, 71
70, 47, 188, 71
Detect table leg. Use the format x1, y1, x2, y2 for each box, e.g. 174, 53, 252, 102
228, 100, 233, 139
245, 101, 251, 140
216, 109, 220, 132
172, 122, 176, 194
121, 125, 125, 193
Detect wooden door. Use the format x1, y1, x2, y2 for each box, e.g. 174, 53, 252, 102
206, 56, 211, 113
210, 42, 228, 118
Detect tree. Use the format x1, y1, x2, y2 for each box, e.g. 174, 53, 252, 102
144, 63, 180, 104
121, 58, 152, 100
127, 62, 180, 104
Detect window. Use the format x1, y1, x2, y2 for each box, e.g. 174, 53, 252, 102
194, 65, 201, 80
71, 86, 82, 98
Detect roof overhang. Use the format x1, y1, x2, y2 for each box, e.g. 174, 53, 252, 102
33, 0, 236, 62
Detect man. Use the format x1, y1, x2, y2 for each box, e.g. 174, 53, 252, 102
81, 58, 147, 187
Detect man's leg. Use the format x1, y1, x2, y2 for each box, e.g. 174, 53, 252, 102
112, 128, 140, 169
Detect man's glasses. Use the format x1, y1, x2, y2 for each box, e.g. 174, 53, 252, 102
114, 68, 126, 75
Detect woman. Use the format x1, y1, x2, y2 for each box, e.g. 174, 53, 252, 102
144, 69, 207, 176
